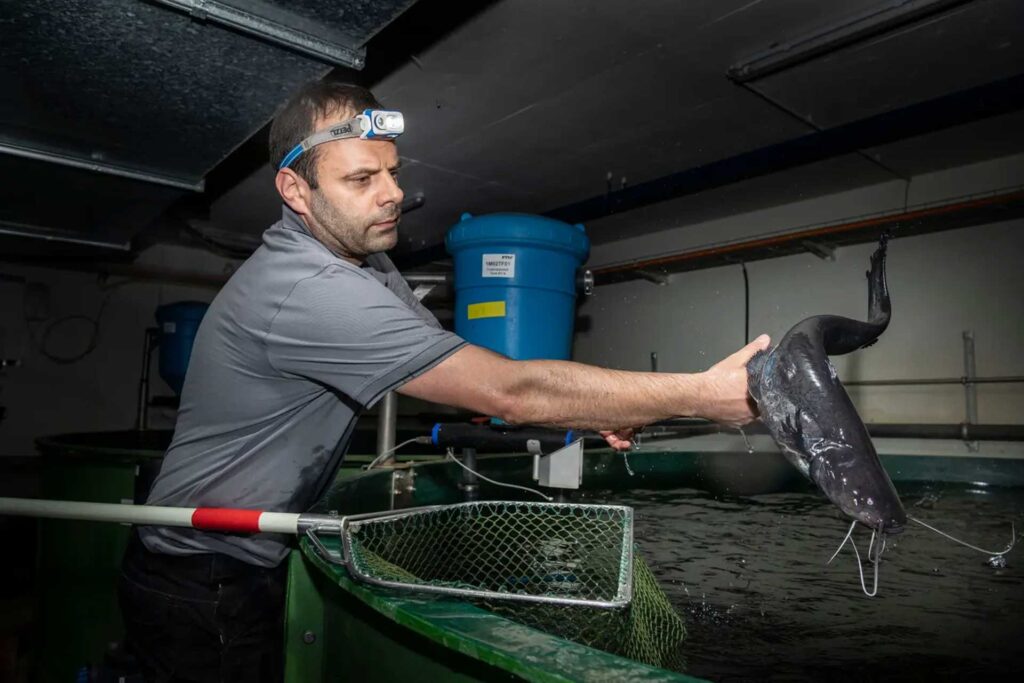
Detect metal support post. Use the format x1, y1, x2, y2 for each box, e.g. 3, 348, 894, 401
136, 329, 160, 431
962, 330, 979, 452
460, 447, 479, 501
375, 392, 398, 464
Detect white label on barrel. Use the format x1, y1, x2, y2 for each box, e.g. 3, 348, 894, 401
482, 254, 515, 278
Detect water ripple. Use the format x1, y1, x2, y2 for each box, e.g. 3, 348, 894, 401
615, 484, 1024, 680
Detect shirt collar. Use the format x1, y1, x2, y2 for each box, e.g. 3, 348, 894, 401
280, 205, 310, 235
277, 204, 388, 272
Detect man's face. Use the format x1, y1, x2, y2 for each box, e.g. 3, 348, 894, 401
299, 112, 404, 260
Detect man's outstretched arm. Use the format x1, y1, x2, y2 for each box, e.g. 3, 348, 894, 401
398, 334, 770, 434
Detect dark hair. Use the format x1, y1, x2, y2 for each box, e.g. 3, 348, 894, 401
268, 80, 383, 188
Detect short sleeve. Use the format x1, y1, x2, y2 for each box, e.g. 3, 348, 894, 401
265, 266, 465, 407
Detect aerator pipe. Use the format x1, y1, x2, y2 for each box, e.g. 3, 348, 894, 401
430, 423, 602, 453
429, 422, 722, 452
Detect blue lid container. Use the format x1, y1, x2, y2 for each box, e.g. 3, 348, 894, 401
446, 212, 589, 361
155, 301, 209, 395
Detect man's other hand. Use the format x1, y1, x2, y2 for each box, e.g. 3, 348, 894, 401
599, 427, 636, 451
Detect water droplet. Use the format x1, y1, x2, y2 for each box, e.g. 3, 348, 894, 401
739, 428, 754, 453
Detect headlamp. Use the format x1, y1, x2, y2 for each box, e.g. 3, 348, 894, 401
278, 109, 404, 170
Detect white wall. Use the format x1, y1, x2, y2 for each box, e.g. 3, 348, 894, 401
0, 245, 239, 457
587, 152, 1024, 269
2, 155, 1021, 460
574, 155, 1024, 458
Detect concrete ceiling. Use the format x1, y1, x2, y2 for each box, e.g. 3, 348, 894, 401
207, 0, 1024, 266
5, 0, 1024, 267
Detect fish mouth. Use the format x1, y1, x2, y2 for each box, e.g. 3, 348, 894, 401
853, 517, 904, 535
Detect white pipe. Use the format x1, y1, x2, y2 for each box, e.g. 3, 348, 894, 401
0, 497, 303, 535
0, 497, 194, 526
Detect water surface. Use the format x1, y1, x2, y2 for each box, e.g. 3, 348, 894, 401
618, 485, 1024, 681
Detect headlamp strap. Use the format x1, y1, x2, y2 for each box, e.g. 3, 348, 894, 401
278, 109, 403, 170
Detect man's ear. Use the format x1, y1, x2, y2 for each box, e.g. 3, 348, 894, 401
275, 168, 312, 216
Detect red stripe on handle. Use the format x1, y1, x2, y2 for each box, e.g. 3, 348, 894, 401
191, 508, 263, 533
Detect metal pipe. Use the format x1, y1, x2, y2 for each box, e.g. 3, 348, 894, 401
963, 331, 979, 423
135, 329, 160, 431
0, 220, 132, 251
430, 423, 595, 453
962, 330, 979, 451
146, 0, 366, 69
592, 187, 1024, 283
460, 448, 479, 502
375, 392, 398, 464
400, 193, 426, 214
865, 424, 1024, 441
650, 419, 1024, 442
843, 375, 1024, 387
727, 0, 972, 83
401, 273, 451, 285
0, 257, 455, 293
546, 73, 1024, 225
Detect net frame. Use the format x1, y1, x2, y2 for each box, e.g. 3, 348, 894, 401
305, 501, 635, 608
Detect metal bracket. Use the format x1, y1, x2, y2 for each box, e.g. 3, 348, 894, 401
533, 438, 584, 490
401, 193, 426, 214
390, 468, 417, 510
411, 284, 437, 301
635, 269, 670, 286
801, 240, 836, 261
304, 525, 344, 565
577, 269, 595, 296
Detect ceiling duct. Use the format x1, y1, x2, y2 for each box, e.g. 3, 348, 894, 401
0, 0, 421, 257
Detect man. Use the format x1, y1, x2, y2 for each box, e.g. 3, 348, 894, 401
119, 80, 770, 682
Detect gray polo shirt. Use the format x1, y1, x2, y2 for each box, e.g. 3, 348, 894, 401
141, 206, 465, 567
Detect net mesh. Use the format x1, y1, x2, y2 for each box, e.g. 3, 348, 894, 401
344, 501, 686, 669
346, 501, 632, 604
486, 554, 686, 670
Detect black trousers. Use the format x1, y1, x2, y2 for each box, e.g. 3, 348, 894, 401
118, 530, 287, 683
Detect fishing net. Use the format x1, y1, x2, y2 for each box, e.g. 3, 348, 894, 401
344, 501, 633, 606
340, 501, 686, 669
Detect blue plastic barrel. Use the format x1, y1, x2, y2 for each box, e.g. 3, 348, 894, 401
154, 301, 209, 394
446, 213, 590, 360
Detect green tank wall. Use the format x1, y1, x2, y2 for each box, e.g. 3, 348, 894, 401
27, 432, 1024, 682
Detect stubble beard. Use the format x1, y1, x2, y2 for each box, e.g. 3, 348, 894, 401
309, 189, 400, 259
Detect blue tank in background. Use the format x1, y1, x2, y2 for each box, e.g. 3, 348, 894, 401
446, 212, 590, 361
154, 301, 209, 394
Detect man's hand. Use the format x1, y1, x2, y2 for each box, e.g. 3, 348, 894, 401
697, 334, 771, 428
